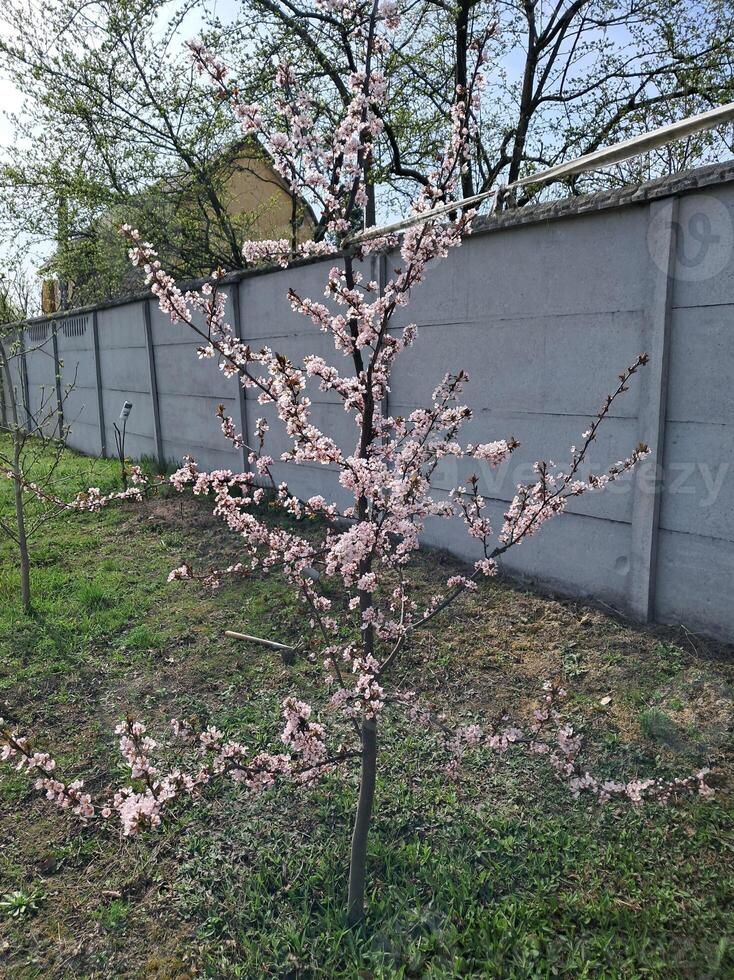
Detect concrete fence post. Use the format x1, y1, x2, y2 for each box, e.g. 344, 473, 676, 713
143, 299, 164, 467
91, 310, 107, 457
51, 323, 64, 439
230, 279, 250, 472
628, 196, 678, 621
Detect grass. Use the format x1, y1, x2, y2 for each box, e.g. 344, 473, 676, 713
0, 432, 732, 978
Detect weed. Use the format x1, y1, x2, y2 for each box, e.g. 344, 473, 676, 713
639, 707, 685, 749
77, 579, 114, 611
0, 889, 45, 919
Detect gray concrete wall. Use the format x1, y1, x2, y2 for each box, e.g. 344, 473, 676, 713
5, 161, 734, 642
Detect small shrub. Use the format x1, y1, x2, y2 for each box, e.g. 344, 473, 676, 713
77, 579, 113, 611
119, 624, 165, 651
0, 889, 45, 918
655, 641, 685, 675
95, 898, 130, 932
639, 707, 683, 748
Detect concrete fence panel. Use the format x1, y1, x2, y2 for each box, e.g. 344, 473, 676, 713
4, 161, 733, 642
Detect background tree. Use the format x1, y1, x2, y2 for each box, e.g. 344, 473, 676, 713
217, 0, 734, 211
2, 0, 732, 296
0, 0, 303, 305
475, 0, 734, 200
0, 246, 109, 611
0, 250, 36, 325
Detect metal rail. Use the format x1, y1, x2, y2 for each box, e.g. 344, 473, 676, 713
347, 100, 734, 246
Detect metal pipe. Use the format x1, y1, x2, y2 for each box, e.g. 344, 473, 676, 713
511, 100, 734, 189
347, 100, 734, 246
346, 188, 499, 244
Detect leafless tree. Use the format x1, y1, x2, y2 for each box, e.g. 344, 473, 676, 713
0, 322, 77, 612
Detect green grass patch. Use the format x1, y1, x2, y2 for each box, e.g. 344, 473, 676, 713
0, 433, 732, 978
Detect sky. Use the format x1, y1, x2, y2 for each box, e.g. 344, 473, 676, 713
0, 75, 21, 149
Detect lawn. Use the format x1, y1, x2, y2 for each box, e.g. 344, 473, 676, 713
0, 433, 732, 978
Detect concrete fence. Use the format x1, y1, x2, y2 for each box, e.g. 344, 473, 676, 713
3, 161, 734, 643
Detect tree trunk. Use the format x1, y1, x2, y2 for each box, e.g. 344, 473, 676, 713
365, 177, 376, 229
455, 0, 475, 201
13, 434, 31, 614
347, 716, 377, 927
507, 8, 538, 189
1, 346, 31, 614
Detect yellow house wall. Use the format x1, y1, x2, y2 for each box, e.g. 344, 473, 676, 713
224, 154, 315, 241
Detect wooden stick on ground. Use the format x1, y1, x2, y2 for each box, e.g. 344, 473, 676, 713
224, 630, 297, 663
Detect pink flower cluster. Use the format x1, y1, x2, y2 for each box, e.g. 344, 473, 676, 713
1, 699, 336, 836
441, 680, 715, 807
2, 731, 95, 820
3, 464, 156, 515
242, 239, 334, 268
281, 697, 328, 765
330, 651, 385, 719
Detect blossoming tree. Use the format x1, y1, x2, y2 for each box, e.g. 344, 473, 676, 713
4, 0, 715, 929
128, 0, 654, 923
